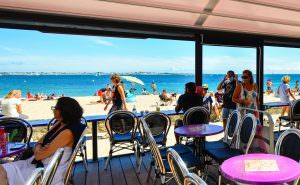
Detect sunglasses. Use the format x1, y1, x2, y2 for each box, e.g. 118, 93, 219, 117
51, 106, 57, 110
241, 76, 249, 79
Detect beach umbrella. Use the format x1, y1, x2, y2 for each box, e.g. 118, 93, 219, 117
120, 76, 144, 86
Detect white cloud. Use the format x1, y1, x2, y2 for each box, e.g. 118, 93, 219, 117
0, 46, 23, 53
88, 38, 113, 46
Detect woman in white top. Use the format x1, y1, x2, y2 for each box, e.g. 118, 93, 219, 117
0, 90, 22, 117
277, 75, 296, 116
0, 97, 86, 185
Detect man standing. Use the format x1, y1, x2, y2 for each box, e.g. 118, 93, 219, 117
151, 81, 157, 95
217, 71, 237, 128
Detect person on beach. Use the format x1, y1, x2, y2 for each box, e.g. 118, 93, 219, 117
217, 70, 237, 128
267, 79, 273, 94
0, 90, 22, 117
213, 89, 224, 121
151, 81, 157, 95
159, 89, 173, 104
104, 74, 128, 113
277, 75, 296, 116
174, 82, 203, 143
202, 84, 213, 113
0, 97, 86, 185
233, 70, 258, 117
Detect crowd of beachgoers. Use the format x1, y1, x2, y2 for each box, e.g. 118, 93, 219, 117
0, 70, 299, 121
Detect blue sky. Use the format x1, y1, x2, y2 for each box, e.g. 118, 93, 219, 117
0, 28, 299, 74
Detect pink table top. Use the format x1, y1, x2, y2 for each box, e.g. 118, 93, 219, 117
0, 142, 26, 159
174, 124, 224, 137
220, 153, 300, 185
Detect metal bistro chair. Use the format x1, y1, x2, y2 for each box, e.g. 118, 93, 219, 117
183, 106, 210, 125
278, 99, 300, 132
166, 148, 190, 185
204, 110, 241, 151
41, 148, 64, 185
136, 112, 171, 173
184, 173, 207, 185
275, 128, 300, 185
25, 168, 44, 185
179, 107, 210, 145
205, 113, 257, 185
64, 131, 87, 185
48, 117, 88, 172
143, 120, 201, 185
0, 117, 33, 145
104, 110, 139, 170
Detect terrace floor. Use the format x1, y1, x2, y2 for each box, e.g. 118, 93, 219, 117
73, 153, 220, 185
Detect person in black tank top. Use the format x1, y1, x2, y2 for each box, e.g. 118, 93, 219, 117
104, 74, 128, 113
32, 97, 86, 167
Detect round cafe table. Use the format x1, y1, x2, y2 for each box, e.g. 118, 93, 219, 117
0, 142, 26, 159
220, 153, 300, 185
174, 124, 224, 156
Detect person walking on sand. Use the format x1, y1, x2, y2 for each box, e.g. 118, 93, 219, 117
217, 70, 237, 128
267, 79, 273, 94
0, 90, 22, 117
151, 81, 157, 95
293, 80, 299, 95
104, 74, 128, 113
277, 75, 296, 116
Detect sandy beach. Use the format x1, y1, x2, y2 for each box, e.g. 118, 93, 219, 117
21, 94, 178, 120
19, 93, 299, 121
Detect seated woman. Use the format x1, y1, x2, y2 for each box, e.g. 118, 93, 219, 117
0, 90, 22, 117
0, 97, 86, 185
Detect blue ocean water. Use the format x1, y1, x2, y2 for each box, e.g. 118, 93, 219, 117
0, 74, 299, 97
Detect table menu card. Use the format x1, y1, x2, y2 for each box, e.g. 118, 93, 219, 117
244, 160, 279, 172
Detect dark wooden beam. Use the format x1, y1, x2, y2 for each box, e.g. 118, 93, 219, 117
256, 45, 264, 121
195, 34, 203, 86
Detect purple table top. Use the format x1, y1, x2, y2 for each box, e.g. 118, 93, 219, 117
0, 142, 26, 159
220, 153, 300, 185
174, 124, 224, 137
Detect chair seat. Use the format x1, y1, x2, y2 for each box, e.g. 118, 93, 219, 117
204, 141, 229, 151
162, 152, 202, 172
160, 144, 192, 159
136, 134, 165, 146
113, 132, 140, 143
206, 147, 243, 163
279, 116, 290, 121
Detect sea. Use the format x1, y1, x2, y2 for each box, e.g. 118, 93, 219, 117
0, 74, 299, 97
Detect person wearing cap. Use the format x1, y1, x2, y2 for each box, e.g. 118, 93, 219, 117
217, 70, 237, 128
202, 84, 213, 113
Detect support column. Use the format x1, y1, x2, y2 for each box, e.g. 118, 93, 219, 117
256, 45, 264, 122
195, 34, 203, 86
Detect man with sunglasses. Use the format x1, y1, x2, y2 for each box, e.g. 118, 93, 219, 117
217, 70, 237, 128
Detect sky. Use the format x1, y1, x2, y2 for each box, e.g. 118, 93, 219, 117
0, 28, 300, 74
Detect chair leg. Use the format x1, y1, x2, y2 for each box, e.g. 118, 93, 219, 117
146, 161, 153, 182
80, 147, 88, 172
105, 145, 113, 170
218, 170, 222, 185
160, 175, 166, 185
137, 147, 144, 174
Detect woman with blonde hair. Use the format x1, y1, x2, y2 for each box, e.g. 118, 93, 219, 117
104, 74, 128, 113
277, 75, 296, 116
0, 90, 22, 117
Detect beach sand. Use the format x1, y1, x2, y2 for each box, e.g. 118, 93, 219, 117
20, 93, 297, 121
22, 94, 178, 120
